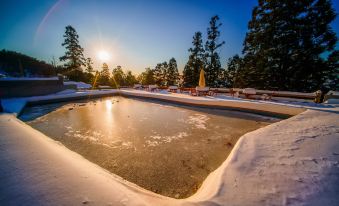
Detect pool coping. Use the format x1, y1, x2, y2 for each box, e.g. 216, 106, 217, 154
13, 89, 307, 118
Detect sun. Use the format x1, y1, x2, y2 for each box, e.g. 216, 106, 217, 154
97, 50, 110, 61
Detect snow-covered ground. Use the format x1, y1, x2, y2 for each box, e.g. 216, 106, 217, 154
190, 109, 339, 205
0, 89, 338, 205
1, 89, 118, 114
63, 81, 92, 89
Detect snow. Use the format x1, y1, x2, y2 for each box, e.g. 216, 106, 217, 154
1, 89, 118, 114
145, 132, 189, 147
0, 114, 174, 206
186, 114, 210, 129
326, 90, 339, 96
255, 89, 316, 97
1, 89, 339, 205
120, 89, 308, 117
189, 109, 339, 206
63, 81, 92, 89
55, 89, 77, 94
1, 89, 310, 116
325, 98, 339, 104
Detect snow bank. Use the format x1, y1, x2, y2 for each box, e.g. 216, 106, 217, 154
0, 89, 338, 205
0, 114, 175, 206
63, 81, 92, 89
1, 109, 338, 205
120, 89, 306, 117
189, 109, 339, 205
1, 89, 118, 114
1, 89, 309, 117
55, 89, 77, 95
325, 98, 339, 104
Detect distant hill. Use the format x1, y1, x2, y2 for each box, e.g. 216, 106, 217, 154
0, 49, 55, 77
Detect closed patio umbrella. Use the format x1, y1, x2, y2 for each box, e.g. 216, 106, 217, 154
199, 68, 206, 87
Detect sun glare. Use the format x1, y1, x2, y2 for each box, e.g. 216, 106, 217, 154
105, 100, 113, 111
97, 50, 110, 61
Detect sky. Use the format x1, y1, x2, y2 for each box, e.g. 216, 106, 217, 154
1, 0, 339, 74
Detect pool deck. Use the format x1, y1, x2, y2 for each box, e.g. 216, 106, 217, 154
120, 90, 307, 118
1, 88, 318, 117
1, 89, 339, 205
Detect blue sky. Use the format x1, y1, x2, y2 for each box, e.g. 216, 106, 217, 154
0, 0, 338, 74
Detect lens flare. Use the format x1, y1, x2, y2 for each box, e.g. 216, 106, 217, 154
97, 50, 110, 61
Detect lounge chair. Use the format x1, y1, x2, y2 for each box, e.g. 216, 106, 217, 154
180, 87, 193, 93
98, 85, 112, 90
168, 86, 178, 93
196, 86, 210, 96
148, 85, 158, 92
133, 84, 142, 89
242, 88, 256, 99
261, 94, 271, 100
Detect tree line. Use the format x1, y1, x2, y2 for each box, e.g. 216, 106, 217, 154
223, 0, 338, 92
58, 25, 181, 88
0, 50, 55, 77
2, 0, 337, 92
183, 0, 338, 92
183, 15, 225, 88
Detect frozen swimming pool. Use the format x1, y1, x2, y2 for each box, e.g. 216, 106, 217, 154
20, 96, 279, 198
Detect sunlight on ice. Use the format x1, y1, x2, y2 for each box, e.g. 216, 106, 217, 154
105, 100, 113, 111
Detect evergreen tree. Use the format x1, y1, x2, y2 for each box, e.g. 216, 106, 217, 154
161, 61, 168, 86
138, 67, 155, 85
112, 65, 125, 87
205, 15, 225, 87
153, 62, 168, 86
242, 0, 337, 92
183, 32, 205, 87
99, 63, 110, 85
125, 70, 138, 86
85, 58, 94, 73
167, 58, 179, 86
153, 63, 163, 86
324, 50, 339, 91
59, 25, 85, 72
224, 55, 244, 87
0, 49, 55, 77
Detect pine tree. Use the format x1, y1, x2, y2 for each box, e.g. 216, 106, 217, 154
224, 55, 244, 87
205, 15, 225, 87
242, 0, 337, 92
85, 58, 94, 73
183, 32, 205, 87
112, 65, 126, 87
153, 63, 163, 86
153, 62, 168, 86
138, 67, 155, 85
99, 63, 110, 85
125, 70, 138, 86
59, 25, 85, 72
161, 61, 168, 86
167, 58, 179, 86
324, 50, 339, 91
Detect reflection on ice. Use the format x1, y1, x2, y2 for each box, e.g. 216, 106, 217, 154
21, 96, 278, 198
